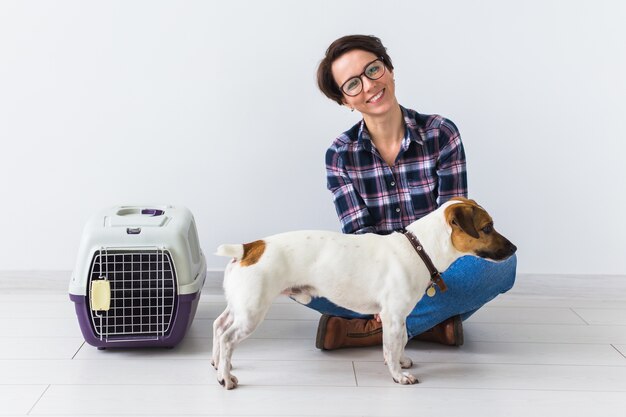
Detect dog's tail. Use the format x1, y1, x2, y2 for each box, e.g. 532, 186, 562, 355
215, 244, 244, 260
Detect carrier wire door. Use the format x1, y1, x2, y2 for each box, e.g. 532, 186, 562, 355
89, 247, 177, 343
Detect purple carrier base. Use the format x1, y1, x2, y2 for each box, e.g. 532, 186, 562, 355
69, 292, 200, 349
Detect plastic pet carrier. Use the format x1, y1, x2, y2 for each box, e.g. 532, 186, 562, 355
69, 205, 206, 349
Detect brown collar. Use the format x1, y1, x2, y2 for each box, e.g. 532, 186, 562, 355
402, 230, 448, 293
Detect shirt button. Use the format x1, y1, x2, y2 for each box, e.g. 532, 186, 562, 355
395, 207, 401, 213
390, 181, 396, 187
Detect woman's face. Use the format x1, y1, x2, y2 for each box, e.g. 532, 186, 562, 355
331, 49, 397, 117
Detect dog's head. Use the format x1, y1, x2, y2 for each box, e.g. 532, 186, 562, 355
445, 197, 517, 261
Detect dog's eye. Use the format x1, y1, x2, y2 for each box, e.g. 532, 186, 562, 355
481, 225, 493, 234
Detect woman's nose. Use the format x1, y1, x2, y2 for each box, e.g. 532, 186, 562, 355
361, 75, 378, 93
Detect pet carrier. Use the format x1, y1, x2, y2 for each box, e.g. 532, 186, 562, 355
69, 205, 206, 349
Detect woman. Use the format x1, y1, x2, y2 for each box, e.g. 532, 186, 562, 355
307, 35, 517, 350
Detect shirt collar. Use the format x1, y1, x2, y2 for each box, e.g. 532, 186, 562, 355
357, 105, 425, 150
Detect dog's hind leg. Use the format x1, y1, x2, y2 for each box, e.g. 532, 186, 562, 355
216, 322, 241, 390
380, 312, 418, 385
217, 305, 271, 390
211, 307, 233, 370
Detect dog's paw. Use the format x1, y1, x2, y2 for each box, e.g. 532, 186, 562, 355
400, 356, 413, 369
393, 372, 419, 385
218, 374, 239, 390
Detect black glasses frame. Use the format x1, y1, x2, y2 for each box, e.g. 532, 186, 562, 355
340, 58, 386, 97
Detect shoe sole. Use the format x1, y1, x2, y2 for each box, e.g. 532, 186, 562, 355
315, 314, 331, 350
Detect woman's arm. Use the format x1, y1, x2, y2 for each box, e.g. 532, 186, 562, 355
436, 118, 468, 205
326, 147, 377, 234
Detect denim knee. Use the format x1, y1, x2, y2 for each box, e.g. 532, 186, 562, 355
303, 296, 371, 319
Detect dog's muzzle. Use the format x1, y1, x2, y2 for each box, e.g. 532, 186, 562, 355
477, 239, 517, 261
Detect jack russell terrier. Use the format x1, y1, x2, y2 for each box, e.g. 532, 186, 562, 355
212, 197, 516, 389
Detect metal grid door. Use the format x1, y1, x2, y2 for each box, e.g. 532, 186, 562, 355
87, 248, 177, 342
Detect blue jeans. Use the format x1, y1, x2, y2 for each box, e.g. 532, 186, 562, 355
303, 254, 517, 339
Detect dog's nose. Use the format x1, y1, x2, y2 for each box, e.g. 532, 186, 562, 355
494, 242, 517, 260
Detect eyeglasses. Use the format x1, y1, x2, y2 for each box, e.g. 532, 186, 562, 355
340, 58, 386, 97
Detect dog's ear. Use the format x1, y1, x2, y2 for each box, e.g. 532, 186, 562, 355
450, 197, 480, 207
449, 204, 480, 239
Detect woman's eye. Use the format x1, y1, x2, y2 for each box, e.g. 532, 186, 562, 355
366, 65, 381, 76
346, 79, 360, 91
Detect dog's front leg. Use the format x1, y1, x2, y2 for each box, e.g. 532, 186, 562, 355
380, 313, 418, 385
399, 329, 413, 369
384, 329, 412, 369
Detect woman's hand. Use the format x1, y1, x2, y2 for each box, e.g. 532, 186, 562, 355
374, 313, 381, 323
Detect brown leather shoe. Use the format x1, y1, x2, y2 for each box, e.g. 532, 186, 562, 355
413, 315, 464, 346
315, 315, 383, 350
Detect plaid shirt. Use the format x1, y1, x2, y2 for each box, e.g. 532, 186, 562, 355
326, 106, 467, 235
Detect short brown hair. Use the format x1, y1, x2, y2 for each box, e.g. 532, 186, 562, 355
317, 35, 394, 105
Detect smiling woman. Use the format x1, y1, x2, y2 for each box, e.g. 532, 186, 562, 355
331, 51, 397, 120
304, 34, 518, 350
317, 35, 395, 106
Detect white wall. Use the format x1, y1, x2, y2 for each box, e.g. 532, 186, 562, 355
1, 0, 624, 275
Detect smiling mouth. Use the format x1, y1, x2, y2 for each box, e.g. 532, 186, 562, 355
367, 88, 385, 103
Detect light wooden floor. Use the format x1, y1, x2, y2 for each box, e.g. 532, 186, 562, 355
1, 271, 625, 416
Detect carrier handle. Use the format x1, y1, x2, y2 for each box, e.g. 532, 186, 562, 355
90, 279, 111, 311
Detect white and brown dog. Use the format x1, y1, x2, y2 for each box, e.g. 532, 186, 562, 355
212, 197, 516, 389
